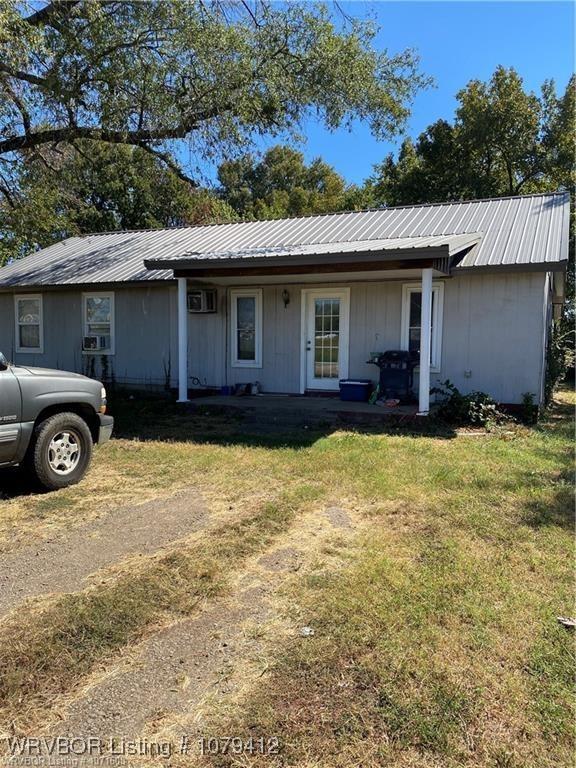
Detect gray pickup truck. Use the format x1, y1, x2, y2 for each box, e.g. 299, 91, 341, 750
0, 351, 113, 490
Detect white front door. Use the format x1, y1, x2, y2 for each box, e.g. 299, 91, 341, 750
302, 288, 350, 391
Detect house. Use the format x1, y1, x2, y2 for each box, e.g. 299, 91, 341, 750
0, 192, 569, 414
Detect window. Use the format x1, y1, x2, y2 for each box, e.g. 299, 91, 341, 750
401, 282, 444, 371
230, 289, 262, 368
82, 292, 115, 354
15, 295, 43, 353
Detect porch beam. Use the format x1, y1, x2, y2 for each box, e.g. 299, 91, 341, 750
173, 258, 436, 279
418, 267, 433, 416
177, 277, 189, 403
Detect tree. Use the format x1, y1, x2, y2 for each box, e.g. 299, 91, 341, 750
372, 67, 575, 206
0, 0, 427, 199
541, 75, 576, 192
217, 145, 372, 218
371, 66, 575, 384
455, 67, 543, 196
0, 142, 236, 265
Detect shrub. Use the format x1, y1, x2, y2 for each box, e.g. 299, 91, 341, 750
520, 392, 539, 425
432, 380, 508, 429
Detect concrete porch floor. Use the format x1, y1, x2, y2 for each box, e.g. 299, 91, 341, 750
190, 393, 420, 422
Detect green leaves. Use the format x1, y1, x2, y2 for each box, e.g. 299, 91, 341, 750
216, 144, 370, 219
372, 66, 575, 206
0, 1, 425, 168
0, 142, 237, 264
0, 0, 426, 260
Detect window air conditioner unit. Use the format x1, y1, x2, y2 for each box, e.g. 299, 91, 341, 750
187, 289, 217, 313
83, 335, 111, 351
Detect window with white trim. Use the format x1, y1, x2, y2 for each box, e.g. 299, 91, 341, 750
15, 295, 43, 353
401, 282, 444, 371
230, 289, 262, 368
82, 292, 115, 354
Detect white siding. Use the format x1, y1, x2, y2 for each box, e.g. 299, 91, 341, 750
0, 270, 549, 403
440, 271, 547, 403
213, 273, 547, 402
186, 288, 226, 387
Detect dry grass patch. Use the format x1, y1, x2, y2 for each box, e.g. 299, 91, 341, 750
196, 524, 573, 767
0, 437, 305, 548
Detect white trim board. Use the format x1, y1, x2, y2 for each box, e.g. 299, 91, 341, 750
82, 291, 116, 355
14, 293, 44, 354
400, 281, 444, 372
230, 288, 263, 369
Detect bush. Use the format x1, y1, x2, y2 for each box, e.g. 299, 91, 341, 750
432, 380, 508, 429
520, 392, 538, 425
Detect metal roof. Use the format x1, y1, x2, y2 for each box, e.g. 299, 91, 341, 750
0, 192, 568, 288
159, 233, 483, 263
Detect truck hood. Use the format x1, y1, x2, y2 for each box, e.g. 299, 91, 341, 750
11, 365, 91, 381
7, 364, 104, 426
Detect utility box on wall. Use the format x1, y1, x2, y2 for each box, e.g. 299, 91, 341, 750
187, 289, 217, 313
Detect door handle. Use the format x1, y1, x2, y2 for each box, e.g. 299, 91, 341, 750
306, 340, 312, 351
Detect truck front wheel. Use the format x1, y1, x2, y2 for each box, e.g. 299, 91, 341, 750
28, 412, 93, 490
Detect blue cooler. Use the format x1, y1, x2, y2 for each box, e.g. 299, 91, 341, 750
339, 379, 373, 402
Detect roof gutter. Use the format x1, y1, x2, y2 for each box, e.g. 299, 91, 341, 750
453, 260, 568, 275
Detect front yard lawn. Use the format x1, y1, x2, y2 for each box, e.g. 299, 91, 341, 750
0, 391, 573, 766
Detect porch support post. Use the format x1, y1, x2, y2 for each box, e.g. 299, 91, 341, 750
177, 277, 189, 403
418, 267, 433, 416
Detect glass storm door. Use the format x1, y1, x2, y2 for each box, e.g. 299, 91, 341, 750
304, 290, 349, 391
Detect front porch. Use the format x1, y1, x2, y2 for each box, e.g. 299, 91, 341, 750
143, 232, 483, 416
191, 392, 420, 427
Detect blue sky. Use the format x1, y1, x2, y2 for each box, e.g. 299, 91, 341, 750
195, 1, 574, 187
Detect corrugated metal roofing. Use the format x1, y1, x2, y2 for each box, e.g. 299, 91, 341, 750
169, 232, 483, 262
0, 192, 568, 288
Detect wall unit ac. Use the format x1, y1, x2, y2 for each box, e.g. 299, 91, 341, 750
83, 335, 111, 351
188, 289, 217, 313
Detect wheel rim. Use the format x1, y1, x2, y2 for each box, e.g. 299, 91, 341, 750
47, 430, 82, 475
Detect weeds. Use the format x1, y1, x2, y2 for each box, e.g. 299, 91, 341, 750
432, 379, 509, 429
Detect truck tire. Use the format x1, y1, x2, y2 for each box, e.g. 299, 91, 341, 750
28, 412, 93, 490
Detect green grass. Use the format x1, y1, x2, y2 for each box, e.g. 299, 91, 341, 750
0, 390, 573, 763
192, 393, 574, 768
210, 525, 573, 766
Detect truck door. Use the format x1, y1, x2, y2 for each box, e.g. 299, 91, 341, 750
0, 366, 22, 464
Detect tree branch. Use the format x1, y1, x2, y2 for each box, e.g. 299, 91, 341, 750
2, 82, 32, 135
0, 124, 191, 155
0, 94, 230, 156
239, 1, 260, 27
0, 171, 16, 208
136, 143, 198, 186
0, 62, 49, 88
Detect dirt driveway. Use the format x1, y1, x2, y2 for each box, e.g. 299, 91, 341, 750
0, 482, 361, 743
0, 487, 209, 617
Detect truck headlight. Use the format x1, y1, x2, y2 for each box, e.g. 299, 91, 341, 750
99, 386, 107, 414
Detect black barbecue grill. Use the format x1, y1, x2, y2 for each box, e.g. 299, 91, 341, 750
368, 350, 419, 402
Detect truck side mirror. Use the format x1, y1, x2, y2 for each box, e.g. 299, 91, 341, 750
0, 352, 9, 371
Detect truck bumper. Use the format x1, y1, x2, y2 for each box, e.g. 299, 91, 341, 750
97, 414, 114, 445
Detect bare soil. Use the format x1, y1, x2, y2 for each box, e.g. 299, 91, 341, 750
0, 488, 209, 617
